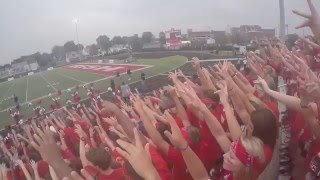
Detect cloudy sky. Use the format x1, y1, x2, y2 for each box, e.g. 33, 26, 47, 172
0, 0, 319, 65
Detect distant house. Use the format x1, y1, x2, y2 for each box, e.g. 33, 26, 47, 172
0, 64, 11, 78
187, 29, 214, 41
11, 61, 28, 74
231, 25, 276, 44
142, 42, 162, 50
66, 51, 82, 63
108, 44, 128, 54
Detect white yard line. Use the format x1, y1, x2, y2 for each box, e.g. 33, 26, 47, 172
39, 73, 57, 91
56, 72, 86, 84
0, 58, 239, 112
25, 77, 29, 102
0, 65, 152, 112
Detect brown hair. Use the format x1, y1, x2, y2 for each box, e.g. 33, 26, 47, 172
85, 147, 111, 170
203, 89, 220, 102
186, 126, 202, 144
251, 108, 277, 149
264, 75, 276, 92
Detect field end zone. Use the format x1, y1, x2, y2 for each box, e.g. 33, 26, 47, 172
64, 63, 149, 76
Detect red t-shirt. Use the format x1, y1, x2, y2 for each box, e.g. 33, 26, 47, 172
305, 141, 320, 172
64, 127, 80, 148
291, 113, 313, 145
84, 165, 125, 180
166, 146, 193, 180
149, 146, 172, 180
184, 105, 225, 171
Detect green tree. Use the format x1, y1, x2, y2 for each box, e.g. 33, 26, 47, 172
96, 35, 111, 51
51, 46, 65, 61
87, 44, 99, 56
141, 32, 153, 44
112, 36, 124, 45
37, 53, 53, 67
63, 41, 77, 53
129, 35, 143, 51
159, 32, 166, 44
77, 44, 84, 51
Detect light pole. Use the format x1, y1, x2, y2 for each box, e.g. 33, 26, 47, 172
72, 18, 80, 51
279, 0, 286, 42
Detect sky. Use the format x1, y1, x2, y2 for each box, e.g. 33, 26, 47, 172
0, 0, 319, 65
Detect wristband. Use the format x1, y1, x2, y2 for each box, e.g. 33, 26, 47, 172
178, 143, 189, 152
80, 137, 86, 142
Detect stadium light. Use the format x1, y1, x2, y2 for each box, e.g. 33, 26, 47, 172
72, 18, 78, 24
72, 18, 80, 52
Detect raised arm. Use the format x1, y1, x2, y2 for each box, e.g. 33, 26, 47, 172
168, 86, 191, 128
163, 111, 209, 180
184, 85, 231, 152
75, 125, 91, 167
101, 101, 136, 140
216, 81, 242, 140
257, 77, 318, 113
131, 95, 170, 155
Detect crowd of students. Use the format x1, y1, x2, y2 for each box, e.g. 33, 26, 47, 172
1, 0, 320, 179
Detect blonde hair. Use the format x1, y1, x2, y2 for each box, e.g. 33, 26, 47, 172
234, 136, 266, 180
240, 136, 266, 163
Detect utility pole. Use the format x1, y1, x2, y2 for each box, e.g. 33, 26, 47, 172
279, 0, 286, 42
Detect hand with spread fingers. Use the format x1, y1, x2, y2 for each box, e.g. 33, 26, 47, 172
30, 160, 41, 180
0, 163, 7, 180
30, 126, 73, 179
215, 80, 229, 105
163, 111, 188, 150
293, 0, 320, 37
116, 128, 161, 180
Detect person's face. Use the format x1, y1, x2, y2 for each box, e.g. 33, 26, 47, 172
223, 149, 243, 172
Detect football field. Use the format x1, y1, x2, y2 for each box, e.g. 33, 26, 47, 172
0, 56, 187, 127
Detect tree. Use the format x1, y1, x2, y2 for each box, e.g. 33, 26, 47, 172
112, 36, 124, 45
96, 35, 111, 51
122, 36, 129, 45
63, 41, 78, 53
87, 44, 99, 56
51, 46, 65, 61
141, 32, 153, 44
37, 53, 53, 67
159, 32, 166, 44
129, 35, 143, 51
77, 44, 84, 51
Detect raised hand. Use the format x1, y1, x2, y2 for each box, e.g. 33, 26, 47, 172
293, 0, 320, 37
215, 80, 229, 104
0, 163, 7, 180
30, 127, 73, 179
191, 57, 201, 69
163, 111, 188, 149
103, 117, 118, 127
254, 76, 271, 94
116, 129, 160, 180
75, 124, 87, 139
30, 160, 37, 170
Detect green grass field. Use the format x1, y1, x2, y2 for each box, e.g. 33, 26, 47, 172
0, 56, 187, 127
